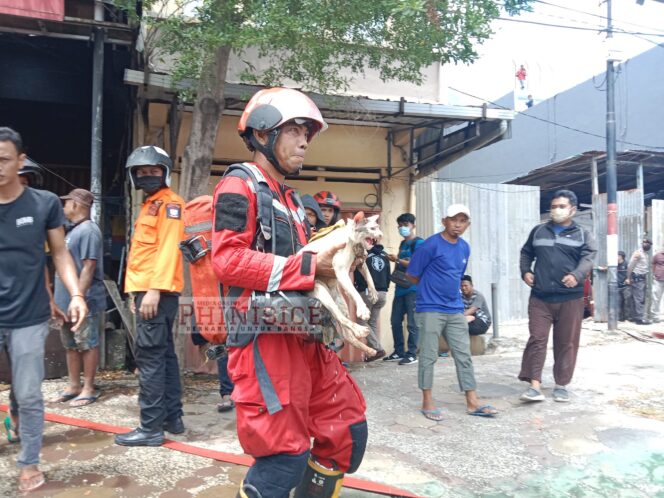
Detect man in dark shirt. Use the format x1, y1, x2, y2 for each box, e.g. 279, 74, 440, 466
460, 275, 492, 336
354, 243, 391, 361
617, 251, 632, 321
519, 189, 597, 404
0, 127, 87, 493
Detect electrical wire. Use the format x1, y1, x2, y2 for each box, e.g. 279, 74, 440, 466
497, 17, 664, 37
27, 157, 80, 189
447, 87, 664, 151
524, 5, 664, 49
532, 0, 664, 35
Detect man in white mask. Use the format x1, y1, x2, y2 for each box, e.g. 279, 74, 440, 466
518, 190, 597, 403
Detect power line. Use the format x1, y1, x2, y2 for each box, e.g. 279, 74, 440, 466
523, 9, 664, 48
447, 87, 664, 151
532, 0, 664, 35
28, 158, 80, 189
497, 17, 664, 37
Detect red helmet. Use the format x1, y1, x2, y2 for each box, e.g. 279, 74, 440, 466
313, 191, 341, 210
238, 87, 327, 143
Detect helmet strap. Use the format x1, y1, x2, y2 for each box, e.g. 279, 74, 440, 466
250, 129, 297, 177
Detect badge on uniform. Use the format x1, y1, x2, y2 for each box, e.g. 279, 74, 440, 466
167, 203, 182, 219
148, 200, 163, 216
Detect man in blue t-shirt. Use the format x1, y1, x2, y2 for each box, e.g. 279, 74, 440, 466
407, 204, 497, 421
384, 213, 424, 365
52, 188, 106, 407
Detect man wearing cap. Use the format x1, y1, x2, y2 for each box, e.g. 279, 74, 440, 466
519, 190, 597, 403
407, 204, 497, 421
51, 189, 105, 407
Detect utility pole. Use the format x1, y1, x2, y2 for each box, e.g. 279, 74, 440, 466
606, 0, 619, 331
91, 1, 105, 228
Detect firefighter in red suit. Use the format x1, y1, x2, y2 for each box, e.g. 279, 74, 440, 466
211, 88, 368, 498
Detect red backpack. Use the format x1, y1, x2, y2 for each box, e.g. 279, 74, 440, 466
180, 195, 227, 344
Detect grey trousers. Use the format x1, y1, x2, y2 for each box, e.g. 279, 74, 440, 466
631, 279, 647, 321
0, 321, 49, 467
358, 291, 387, 352
415, 312, 476, 392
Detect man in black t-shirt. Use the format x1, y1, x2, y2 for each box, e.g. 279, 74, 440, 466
0, 127, 87, 493
354, 243, 391, 361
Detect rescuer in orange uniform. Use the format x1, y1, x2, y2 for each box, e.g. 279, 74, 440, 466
212, 88, 368, 498
115, 146, 186, 447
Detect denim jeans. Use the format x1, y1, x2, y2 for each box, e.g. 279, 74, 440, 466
217, 354, 234, 397
390, 292, 419, 356
0, 321, 49, 467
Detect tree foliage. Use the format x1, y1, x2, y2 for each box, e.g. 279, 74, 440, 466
139, 0, 532, 94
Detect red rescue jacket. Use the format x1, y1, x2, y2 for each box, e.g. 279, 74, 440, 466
211, 162, 316, 313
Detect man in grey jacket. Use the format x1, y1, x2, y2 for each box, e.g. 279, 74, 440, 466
518, 190, 597, 403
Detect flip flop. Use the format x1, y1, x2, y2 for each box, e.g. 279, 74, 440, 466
468, 405, 498, 418
18, 471, 45, 493
69, 392, 100, 407
420, 408, 444, 422
3, 416, 20, 443
49, 391, 80, 403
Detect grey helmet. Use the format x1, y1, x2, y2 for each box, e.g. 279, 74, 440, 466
18, 157, 44, 187
125, 146, 172, 188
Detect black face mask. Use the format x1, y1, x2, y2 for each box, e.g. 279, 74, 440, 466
134, 176, 164, 195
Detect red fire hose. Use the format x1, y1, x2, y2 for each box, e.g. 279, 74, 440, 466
0, 404, 422, 497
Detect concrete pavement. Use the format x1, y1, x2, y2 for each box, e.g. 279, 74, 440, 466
1, 319, 664, 497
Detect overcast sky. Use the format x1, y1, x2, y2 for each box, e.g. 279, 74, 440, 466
442, 0, 664, 108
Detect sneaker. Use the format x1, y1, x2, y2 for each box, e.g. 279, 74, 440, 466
364, 350, 386, 363
552, 387, 570, 403
398, 355, 418, 365
382, 352, 403, 362
520, 387, 545, 402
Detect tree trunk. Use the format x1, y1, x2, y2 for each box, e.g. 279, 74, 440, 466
178, 44, 231, 201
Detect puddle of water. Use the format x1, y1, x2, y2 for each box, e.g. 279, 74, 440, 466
487, 445, 664, 498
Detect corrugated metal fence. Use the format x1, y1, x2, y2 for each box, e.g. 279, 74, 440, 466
592, 190, 644, 322
415, 180, 540, 321
652, 200, 664, 252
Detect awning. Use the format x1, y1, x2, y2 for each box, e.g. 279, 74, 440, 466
124, 68, 515, 181
507, 150, 664, 212
0, 0, 64, 22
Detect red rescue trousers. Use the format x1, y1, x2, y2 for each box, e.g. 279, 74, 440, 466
228, 334, 367, 472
